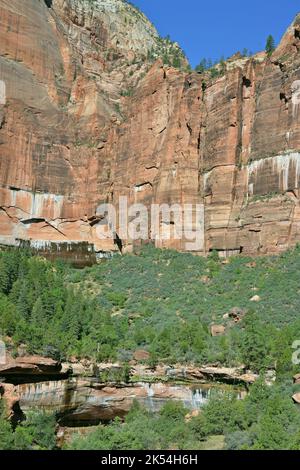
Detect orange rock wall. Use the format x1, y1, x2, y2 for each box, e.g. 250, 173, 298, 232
1, 0, 300, 257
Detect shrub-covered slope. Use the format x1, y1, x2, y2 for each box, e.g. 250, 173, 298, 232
1, 246, 300, 375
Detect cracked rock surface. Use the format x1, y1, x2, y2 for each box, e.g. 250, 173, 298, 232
1, 1, 300, 256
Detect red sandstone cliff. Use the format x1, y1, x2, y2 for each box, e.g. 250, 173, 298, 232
1, 0, 300, 258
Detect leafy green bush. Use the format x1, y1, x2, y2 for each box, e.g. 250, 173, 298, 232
0, 402, 56, 450
66, 400, 201, 450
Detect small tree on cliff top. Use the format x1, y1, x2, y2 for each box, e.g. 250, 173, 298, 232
265, 35, 275, 56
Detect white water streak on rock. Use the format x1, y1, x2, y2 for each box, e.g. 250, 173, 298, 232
248, 152, 300, 192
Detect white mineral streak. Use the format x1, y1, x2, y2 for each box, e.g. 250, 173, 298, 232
30, 192, 64, 219
247, 153, 300, 192
292, 80, 300, 119
8, 189, 65, 220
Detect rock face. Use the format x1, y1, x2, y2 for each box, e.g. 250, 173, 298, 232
1, 357, 251, 425
17, 379, 216, 425
1, 0, 300, 257
16, 372, 248, 426
0, 355, 67, 383
0, 382, 23, 424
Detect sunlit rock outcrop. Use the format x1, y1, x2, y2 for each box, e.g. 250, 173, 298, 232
1, 1, 300, 257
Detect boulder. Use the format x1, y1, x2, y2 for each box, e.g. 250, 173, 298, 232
292, 393, 300, 404
239, 373, 258, 385
293, 373, 300, 384
250, 295, 261, 302
228, 307, 248, 323
210, 325, 226, 337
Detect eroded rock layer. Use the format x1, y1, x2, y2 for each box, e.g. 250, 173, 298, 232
1, 357, 250, 425
1, 0, 300, 256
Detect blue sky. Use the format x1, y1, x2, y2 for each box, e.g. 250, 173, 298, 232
131, 0, 300, 67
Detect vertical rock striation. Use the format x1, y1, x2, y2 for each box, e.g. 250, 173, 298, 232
1, 0, 300, 257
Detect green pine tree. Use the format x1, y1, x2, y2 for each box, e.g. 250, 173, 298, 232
265, 35, 275, 56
